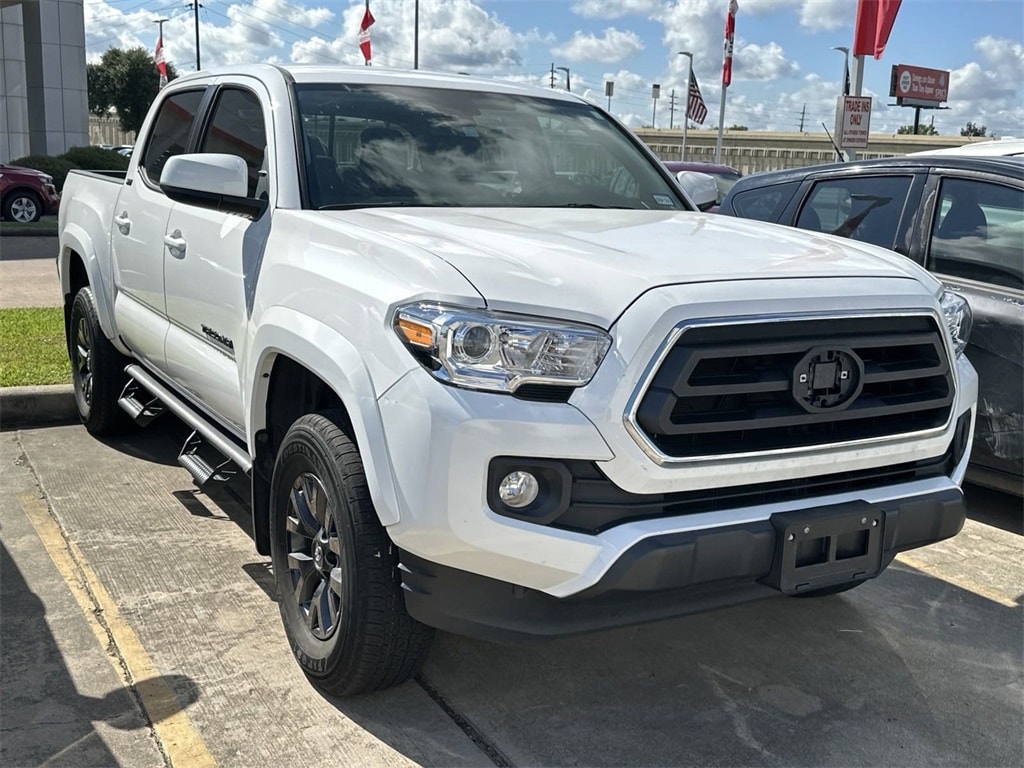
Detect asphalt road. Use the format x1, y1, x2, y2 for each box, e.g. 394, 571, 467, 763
2, 418, 1022, 768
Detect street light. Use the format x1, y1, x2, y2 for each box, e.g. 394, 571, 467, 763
555, 66, 570, 92
677, 51, 693, 161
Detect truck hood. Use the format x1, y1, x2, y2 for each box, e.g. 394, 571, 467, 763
323, 208, 932, 327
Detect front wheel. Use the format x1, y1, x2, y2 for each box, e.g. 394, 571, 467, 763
69, 286, 132, 435
2, 190, 42, 223
269, 412, 434, 696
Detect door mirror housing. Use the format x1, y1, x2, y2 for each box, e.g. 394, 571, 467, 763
160, 153, 266, 217
675, 170, 719, 212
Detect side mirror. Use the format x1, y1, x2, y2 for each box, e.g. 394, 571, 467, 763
675, 170, 718, 212
160, 153, 265, 217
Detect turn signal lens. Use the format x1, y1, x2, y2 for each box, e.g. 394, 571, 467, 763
398, 318, 433, 347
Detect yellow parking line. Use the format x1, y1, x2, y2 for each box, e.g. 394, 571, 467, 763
895, 551, 1018, 608
20, 492, 217, 768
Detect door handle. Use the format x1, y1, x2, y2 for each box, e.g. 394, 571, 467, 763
163, 230, 187, 257
114, 211, 131, 235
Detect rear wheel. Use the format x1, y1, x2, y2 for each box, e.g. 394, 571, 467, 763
69, 286, 132, 435
269, 411, 434, 696
2, 190, 42, 223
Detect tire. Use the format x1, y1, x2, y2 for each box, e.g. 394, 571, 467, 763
2, 190, 43, 223
269, 411, 434, 696
69, 286, 133, 435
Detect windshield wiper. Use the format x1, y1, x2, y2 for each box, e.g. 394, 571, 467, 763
318, 201, 454, 211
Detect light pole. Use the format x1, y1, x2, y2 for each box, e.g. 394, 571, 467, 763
832, 45, 850, 161
555, 66, 570, 92
677, 51, 693, 161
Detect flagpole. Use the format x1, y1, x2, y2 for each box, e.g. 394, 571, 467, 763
832, 45, 850, 161
678, 51, 693, 162
715, 1, 738, 165
414, 0, 419, 69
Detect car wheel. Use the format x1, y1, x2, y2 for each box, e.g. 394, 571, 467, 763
3, 190, 42, 223
269, 411, 434, 696
70, 286, 132, 435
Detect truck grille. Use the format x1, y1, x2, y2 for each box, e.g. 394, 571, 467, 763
634, 315, 954, 459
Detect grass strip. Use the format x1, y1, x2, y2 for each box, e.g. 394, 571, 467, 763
0, 307, 71, 387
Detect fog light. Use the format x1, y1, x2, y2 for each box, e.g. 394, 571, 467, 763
498, 471, 539, 509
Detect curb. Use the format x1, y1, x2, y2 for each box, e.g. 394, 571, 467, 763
0, 385, 78, 429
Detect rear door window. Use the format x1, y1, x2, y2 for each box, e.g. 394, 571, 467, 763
795, 175, 913, 250
140, 89, 206, 185
928, 177, 1023, 289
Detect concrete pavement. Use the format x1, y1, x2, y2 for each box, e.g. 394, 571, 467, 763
2, 419, 1022, 767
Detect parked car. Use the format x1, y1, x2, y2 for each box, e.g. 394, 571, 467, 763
663, 161, 743, 204
719, 155, 1023, 495
911, 138, 1024, 158
0, 163, 61, 222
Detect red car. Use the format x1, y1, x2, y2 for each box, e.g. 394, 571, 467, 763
0, 163, 61, 223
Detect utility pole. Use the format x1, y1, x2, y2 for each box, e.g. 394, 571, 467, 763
797, 103, 806, 132
549, 62, 555, 88
668, 89, 677, 130
191, 1, 202, 71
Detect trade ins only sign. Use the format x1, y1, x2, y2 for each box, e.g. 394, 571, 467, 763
836, 96, 873, 149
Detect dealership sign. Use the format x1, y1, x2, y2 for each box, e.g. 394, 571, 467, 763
835, 96, 873, 149
890, 64, 950, 105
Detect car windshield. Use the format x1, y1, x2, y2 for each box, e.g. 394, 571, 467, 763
295, 84, 686, 212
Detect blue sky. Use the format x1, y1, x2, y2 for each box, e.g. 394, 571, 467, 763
85, 0, 1024, 136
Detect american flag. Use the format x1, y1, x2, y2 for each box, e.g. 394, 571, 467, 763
687, 71, 708, 125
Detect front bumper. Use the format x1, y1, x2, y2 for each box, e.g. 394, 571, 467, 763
399, 488, 966, 641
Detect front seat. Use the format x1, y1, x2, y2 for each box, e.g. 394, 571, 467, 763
937, 200, 987, 240
305, 134, 343, 206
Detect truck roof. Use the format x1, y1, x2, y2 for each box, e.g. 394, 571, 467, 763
170, 63, 584, 104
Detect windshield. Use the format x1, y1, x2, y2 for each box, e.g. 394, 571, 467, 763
295, 84, 686, 211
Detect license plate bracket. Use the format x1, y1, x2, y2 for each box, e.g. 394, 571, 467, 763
764, 502, 885, 594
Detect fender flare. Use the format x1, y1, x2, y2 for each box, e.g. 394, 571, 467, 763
247, 307, 405, 527
59, 223, 118, 339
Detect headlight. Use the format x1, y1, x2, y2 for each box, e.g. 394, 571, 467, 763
940, 290, 972, 357
394, 303, 611, 393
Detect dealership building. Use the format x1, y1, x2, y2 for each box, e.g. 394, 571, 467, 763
1, 0, 88, 163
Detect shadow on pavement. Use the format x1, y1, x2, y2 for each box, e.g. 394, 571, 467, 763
0, 539, 201, 767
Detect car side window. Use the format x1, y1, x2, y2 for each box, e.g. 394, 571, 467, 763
928, 177, 1023, 290
728, 181, 798, 221
140, 89, 206, 186
199, 88, 268, 199
796, 175, 912, 249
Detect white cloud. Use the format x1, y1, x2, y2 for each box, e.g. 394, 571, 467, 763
571, 0, 664, 19
736, 41, 800, 80
553, 28, 645, 63
797, 0, 855, 31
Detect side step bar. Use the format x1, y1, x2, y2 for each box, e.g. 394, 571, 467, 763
119, 364, 253, 477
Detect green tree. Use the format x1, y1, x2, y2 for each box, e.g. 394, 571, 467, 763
897, 123, 939, 135
960, 121, 987, 137
87, 47, 178, 134
728, 124, 749, 131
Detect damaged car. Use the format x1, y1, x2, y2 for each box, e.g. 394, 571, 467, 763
719, 155, 1023, 495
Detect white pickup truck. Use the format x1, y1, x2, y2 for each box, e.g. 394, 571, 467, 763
59, 64, 977, 696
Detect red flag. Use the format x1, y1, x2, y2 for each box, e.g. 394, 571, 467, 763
687, 71, 708, 125
852, 0, 902, 59
359, 2, 375, 64
722, 0, 738, 88
154, 34, 168, 89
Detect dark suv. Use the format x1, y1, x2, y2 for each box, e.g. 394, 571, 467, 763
0, 163, 61, 222
719, 155, 1023, 495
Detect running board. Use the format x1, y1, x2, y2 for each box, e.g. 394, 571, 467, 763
121, 364, 253, 475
